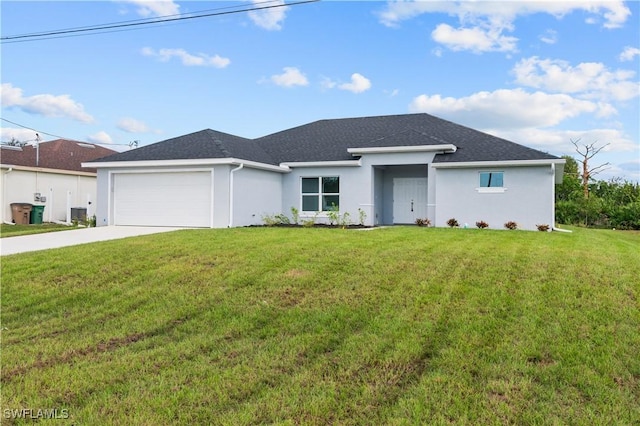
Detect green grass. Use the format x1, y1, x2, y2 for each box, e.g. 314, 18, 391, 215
1, 227, 639, 425
0, 223, 76, 238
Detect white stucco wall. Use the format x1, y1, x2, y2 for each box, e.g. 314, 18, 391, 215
281, 165, 368, 225
1, 166, 96, 223
433, 165, 556, 230
232, 166, 282, 227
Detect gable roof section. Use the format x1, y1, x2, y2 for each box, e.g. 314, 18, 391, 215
87, 113, 560, 166
0, 139, 118, 173
93, 129, 276, 165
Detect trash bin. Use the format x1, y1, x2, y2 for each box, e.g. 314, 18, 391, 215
30, 205, 45, 224
10, 203, 33, 225
70, 207, 87, 222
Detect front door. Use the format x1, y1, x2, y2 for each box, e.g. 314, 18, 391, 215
393, 178, 427, 224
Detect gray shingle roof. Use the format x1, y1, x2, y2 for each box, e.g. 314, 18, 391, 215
91, 113, 559, 165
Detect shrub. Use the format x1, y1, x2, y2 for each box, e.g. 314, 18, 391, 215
358, 208, 367, 226
475, 220, 489, 229
275, 214, 290, 225
446, 218, 459, 228
415, 218, 431, 227
327, 204, 340, 225
504, 221, 518, 230
290, 207, 299, 225
536, 224, 550, 232
262, 213, 290, 226
338, 212, 352, 227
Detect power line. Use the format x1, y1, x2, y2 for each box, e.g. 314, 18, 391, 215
0, 117, 132, 146
1, 0, 319, 44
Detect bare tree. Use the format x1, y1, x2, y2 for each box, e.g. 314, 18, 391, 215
571, 138, 610, 198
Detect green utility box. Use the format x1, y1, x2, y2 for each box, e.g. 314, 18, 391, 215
30, 205, 45, 224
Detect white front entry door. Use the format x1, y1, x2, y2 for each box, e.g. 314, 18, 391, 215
393, 178, 428, 224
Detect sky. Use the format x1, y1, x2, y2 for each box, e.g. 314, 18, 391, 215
1, 0, 639, 182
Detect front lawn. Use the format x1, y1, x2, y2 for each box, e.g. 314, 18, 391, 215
1, 227, 638, 424
0, 223, 75, 238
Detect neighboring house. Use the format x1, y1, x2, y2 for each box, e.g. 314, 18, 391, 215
85, 113, 565, 230
1, 139, 117, 223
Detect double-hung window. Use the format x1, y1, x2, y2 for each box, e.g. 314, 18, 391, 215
301, 177, 339, 212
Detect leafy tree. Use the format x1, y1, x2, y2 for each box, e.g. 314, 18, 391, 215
556, 155, 582, 202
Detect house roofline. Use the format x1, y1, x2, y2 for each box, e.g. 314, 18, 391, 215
431, 158, 565, 168
279, 160, 362, 168
82, 158, 290, 173
1, 163, 97, 177
347, 144, 457, 155
432, 158, 566, 184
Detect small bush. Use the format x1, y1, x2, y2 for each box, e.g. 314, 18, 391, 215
327, 204, 340, 225
536, 224, 550, 232
290, 207, 299, 225
415, 218, 431, 227
504, 221, 518, 230
338, 212, 352, 227
358, 208, 367, 226
446, 218, 459, 228
262, 213, 289, 226
476, 220, 489, 229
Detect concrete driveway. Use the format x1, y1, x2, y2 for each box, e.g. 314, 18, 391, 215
1, 226, 185, 256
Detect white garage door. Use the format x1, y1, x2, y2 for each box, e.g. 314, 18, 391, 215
114, 171, 212, 227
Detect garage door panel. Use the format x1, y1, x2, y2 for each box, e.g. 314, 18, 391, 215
114, 172, 212, 227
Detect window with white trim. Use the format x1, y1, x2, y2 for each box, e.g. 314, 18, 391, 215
478, 171, 505, 193
479, 171, 503, 187
301, 177, 339, 212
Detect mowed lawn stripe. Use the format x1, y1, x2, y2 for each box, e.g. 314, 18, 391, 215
2, 227, 638, 425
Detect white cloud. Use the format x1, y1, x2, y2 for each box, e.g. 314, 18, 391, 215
431, 23, 517, 53
539, 29, 558, 45
513, 57, 640, 102
270, 67, 308, 88
117, 0, 180, 17
338, 73, 371, 94
1, 83, 94, 123
320, 76, 337, 90
378, 1, 630, 53
378, 1, 630, 29
117, 117, 150, 133
408, 88, 597, 129
0, 127, 41, 143
485, 127, 636, 154
141, 47, 230, 68
620, 46, 640, 62
87, 131, 113, 145
248, 0, 289, 31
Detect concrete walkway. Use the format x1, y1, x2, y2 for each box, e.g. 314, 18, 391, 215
1, 226, 185, 256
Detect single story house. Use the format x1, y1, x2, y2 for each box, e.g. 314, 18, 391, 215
85, 113, 565, 230
1, 139, 117, 224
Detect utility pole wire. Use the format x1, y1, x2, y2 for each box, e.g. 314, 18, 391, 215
1, 0, 319, 43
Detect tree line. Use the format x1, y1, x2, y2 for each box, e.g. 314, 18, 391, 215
556, 155, 640, 230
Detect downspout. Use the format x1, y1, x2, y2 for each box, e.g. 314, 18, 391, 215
550, 162, 572, 233
3, 167, 14, 224
228, 163, 244, 228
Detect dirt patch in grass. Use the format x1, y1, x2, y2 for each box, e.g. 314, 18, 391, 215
2, 332, 147, 382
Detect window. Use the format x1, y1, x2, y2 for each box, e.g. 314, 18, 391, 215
479, 171, 503, 188
301, 177, 339, 211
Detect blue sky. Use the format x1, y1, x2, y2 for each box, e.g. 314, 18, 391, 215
2, 1, 639, 181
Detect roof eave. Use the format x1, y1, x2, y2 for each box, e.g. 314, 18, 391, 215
431, 158, 565, 168
279, 160, 362, 168
347, 144, 457, 155
82, 158, 290, 173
